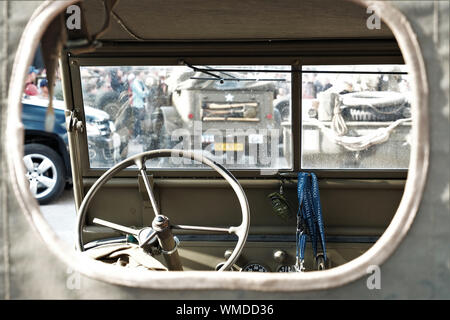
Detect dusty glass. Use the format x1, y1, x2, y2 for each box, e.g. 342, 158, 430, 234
301, 65, 412, 169
80, 65, 292, 170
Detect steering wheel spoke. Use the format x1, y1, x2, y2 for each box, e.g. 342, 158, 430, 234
171, 224, 233, 234
93, 218, 140, 236
139, 168, 160, 217
93, 218, 159, 248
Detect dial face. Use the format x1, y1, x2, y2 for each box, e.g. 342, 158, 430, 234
243, 263, 268, 272
277, 265, 294, 273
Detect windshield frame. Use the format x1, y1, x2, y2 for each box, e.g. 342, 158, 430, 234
64, 47, 407, 179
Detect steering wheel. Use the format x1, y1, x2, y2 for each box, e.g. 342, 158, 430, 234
75, 149, 250, 271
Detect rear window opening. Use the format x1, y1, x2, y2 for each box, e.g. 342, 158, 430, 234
4, 0, 430, 293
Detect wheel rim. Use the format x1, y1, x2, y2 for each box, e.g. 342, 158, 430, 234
23, 153, 58, 199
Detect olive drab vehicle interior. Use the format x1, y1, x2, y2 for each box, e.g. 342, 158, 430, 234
1, 0, 449, 299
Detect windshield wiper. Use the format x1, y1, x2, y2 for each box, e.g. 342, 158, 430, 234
182, 61, 265, 83
203, 65, 237, 79
190, 77, 286, 82
181, 60, 223, 81
181, 62, 409, 76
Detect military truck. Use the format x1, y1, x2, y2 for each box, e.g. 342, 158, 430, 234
158, 68, 285, 167
92, 65, 289, 169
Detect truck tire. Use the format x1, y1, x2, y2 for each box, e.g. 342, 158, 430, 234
342, 91, 405, 108
23, 143, 66, 204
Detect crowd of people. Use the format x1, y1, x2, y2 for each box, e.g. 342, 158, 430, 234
81, 66, 170, 111
302, 73, 333, 99
79, 66, 175, 159
23, 66, 55, 99
301, 71, 410, 100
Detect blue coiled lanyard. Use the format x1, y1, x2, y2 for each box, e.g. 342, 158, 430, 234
295, 172, 327, 272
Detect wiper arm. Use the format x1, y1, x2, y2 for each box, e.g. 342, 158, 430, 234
181, 60, 223, 81
181, 61, 287, 82
203, 66, 237, 79
190, 77, 286, 82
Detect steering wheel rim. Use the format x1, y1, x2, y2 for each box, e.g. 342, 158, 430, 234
76, 149, 250, 271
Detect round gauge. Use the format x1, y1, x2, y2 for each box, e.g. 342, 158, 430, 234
243, 263, 268, 272
277, 265, 294, 273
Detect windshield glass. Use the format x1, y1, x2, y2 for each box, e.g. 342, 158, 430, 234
80, 65, 292, 170
301, 64, 411, 169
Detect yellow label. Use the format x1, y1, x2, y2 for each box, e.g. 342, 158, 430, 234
214, 143, 244, 152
